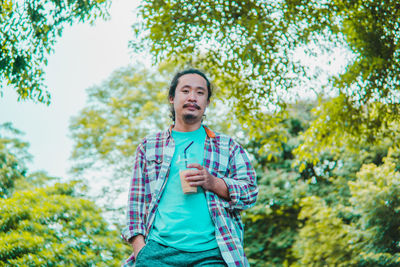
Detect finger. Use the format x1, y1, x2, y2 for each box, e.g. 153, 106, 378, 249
189, 181, 205, 187
185, 175, 204, 182
187, 163, 203, 170
183, 170, 201, 177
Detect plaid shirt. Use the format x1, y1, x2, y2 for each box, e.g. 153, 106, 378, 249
121, 125, 258, 266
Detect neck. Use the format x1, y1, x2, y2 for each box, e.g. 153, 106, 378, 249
173, 119, 202, 132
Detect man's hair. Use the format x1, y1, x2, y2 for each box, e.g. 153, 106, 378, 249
168, 69, 213, 122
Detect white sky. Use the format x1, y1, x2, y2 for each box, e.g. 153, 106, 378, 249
0, 0, 142, 180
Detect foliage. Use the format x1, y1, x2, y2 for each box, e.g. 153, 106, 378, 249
0, 122, 30, 198
132, 0, 400, 164
293, 149, 400, 267
69, 63, 171, 221
0, 0, 109, 103
243, 103, 310, 266
244, 170, 305, 266
0, 181, 130, 267
293, 196, 357, 267
70, 63, 170, 176
242, 102, 400, 266
348, 150, 400, 266
0, 124, 130, 266
294, 95, 400, 171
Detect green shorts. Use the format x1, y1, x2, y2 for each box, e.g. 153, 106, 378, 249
135, 240, 227, 267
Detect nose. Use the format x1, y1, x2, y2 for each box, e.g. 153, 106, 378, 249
187, 90, 197, 102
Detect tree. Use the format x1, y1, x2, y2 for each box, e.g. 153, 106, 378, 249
0, 122, 30, 198
0, 181, 130, 266
293, 148, 400, 267
70, 63, 171, 176
0, 0, 109, 104
242, 101, 400, 266
0, 124, 130, 266
242, 102, 311, 266
243, 170, 305, 266
132, 0, 400, 164
293, 196, 357, 267
348, 150, 400, 266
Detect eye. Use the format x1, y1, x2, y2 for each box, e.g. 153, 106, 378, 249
197, 91, 205, 95
182, 89, 189, 93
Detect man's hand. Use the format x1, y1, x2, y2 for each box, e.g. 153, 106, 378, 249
185, 164, 231, 200
129, 235, 146, 258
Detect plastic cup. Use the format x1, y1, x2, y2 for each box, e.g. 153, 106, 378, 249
178, 158, 198, 194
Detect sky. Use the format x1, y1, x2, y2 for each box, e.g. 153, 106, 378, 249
0, 0, 142, 180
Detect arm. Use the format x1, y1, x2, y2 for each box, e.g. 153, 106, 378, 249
186, 139, 258, 210
210, 177, 230, 200
219, 140, 258, 211
186, 166, 230, 200
121, 142, 149, 246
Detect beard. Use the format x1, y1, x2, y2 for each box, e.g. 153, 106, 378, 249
182, 113, 200, 124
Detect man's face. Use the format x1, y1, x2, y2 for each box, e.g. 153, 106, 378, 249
170, 73, 209, 125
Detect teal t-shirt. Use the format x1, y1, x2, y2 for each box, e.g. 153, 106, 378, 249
149, 126, 218, 251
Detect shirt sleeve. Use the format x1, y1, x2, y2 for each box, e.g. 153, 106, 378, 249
121, 141, 150, 242
220, 139, 258, 211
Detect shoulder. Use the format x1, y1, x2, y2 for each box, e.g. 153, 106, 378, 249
213, 131, 232, 143
138, 129, 169, 150
142, 131, 169, 143
210, 130, 251, 161
210, 131, 242, 151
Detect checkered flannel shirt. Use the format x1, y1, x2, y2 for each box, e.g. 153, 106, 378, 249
121, 125, 258, 266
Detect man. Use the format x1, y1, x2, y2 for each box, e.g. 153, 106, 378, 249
122, 69, 258, 266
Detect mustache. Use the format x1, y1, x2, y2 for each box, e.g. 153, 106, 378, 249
183, 103, 201, 110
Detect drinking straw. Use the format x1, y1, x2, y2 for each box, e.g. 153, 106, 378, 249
183, 141, 194, 168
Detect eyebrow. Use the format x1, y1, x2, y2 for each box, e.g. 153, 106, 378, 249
181, 85, 206, 90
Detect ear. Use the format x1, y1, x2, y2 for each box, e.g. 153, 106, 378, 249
169, 96, 174, 104
207, 99, 210, 107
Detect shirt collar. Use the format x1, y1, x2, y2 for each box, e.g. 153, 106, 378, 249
167, 125, 216, 139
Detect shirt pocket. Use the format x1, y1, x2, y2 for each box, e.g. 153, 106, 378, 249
210, 157, 229, 178
145, 154, 163, 182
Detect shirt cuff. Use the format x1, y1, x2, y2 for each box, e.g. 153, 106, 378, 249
121, 224, 146, 243
220, 177, 241, 209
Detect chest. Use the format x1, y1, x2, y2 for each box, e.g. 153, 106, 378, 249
145, 138, 230, 194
